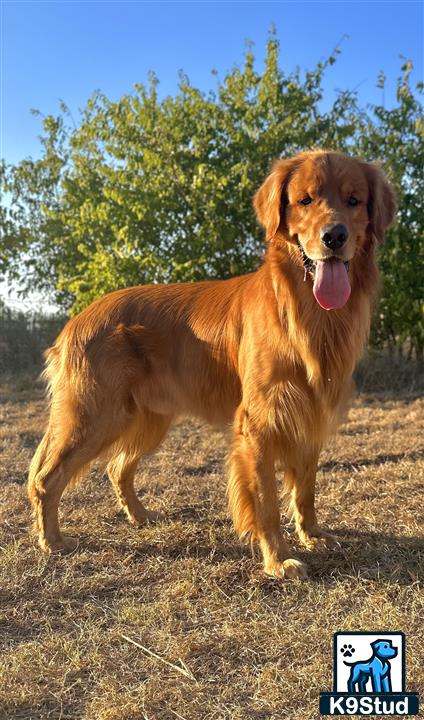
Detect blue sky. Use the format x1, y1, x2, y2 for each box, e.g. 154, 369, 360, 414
1, 0, 423, 166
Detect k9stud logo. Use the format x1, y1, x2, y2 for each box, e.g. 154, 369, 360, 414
320, 632, 419, 715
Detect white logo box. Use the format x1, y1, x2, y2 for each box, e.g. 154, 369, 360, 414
334, 632, 405, 693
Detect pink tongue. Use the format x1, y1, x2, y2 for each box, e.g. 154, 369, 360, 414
313, 259, 351, 310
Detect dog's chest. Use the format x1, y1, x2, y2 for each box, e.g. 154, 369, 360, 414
263, 372, 348, 452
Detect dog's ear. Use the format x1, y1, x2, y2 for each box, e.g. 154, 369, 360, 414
363, 161, 397, 244
254, 157, 300, 241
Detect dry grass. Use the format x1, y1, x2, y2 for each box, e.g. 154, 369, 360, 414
0, 375, 423, 720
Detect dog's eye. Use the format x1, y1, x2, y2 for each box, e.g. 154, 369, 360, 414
299, 196, 313, 206
348, 196, 359, 207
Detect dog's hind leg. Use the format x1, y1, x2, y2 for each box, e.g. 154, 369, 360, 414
347, 669, 359, 694
107, 412, 172, 525
359, 676, 369, 693
28, 397, 135, 553
29, 428, 115, 553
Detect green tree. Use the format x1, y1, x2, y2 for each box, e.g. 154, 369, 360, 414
355, 62, 424, 356
1, 34, 357, 313
1, 33, 423, 354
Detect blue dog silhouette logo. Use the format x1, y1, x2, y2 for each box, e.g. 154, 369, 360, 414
319, 632, 419, 715
343, 638, 397, 693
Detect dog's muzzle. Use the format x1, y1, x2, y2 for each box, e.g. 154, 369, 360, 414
297, 240, 349, 281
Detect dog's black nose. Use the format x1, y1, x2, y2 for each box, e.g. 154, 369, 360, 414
321, 223, 349, 250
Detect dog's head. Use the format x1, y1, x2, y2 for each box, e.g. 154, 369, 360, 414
254, 150, 396, 310
371, 639, 398, 660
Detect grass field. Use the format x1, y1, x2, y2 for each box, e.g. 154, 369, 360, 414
1, 370, 423, 720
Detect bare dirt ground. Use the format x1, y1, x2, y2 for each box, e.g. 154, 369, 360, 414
1, 375, 423, 719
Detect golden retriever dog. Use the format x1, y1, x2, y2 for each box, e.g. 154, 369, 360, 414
28, 150, 396, 579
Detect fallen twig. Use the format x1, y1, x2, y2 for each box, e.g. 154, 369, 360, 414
120, 634, 196, 681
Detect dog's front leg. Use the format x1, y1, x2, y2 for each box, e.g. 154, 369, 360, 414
285, 456, 338, 550
227, 406, 307, 580
381, 675, 391, 693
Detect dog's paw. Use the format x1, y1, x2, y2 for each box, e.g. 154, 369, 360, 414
40, 535, 79, 555
297, 527, 340, 551
264, 558, 308, 580
126, 506, 164, 526
341, 643, 355, 658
